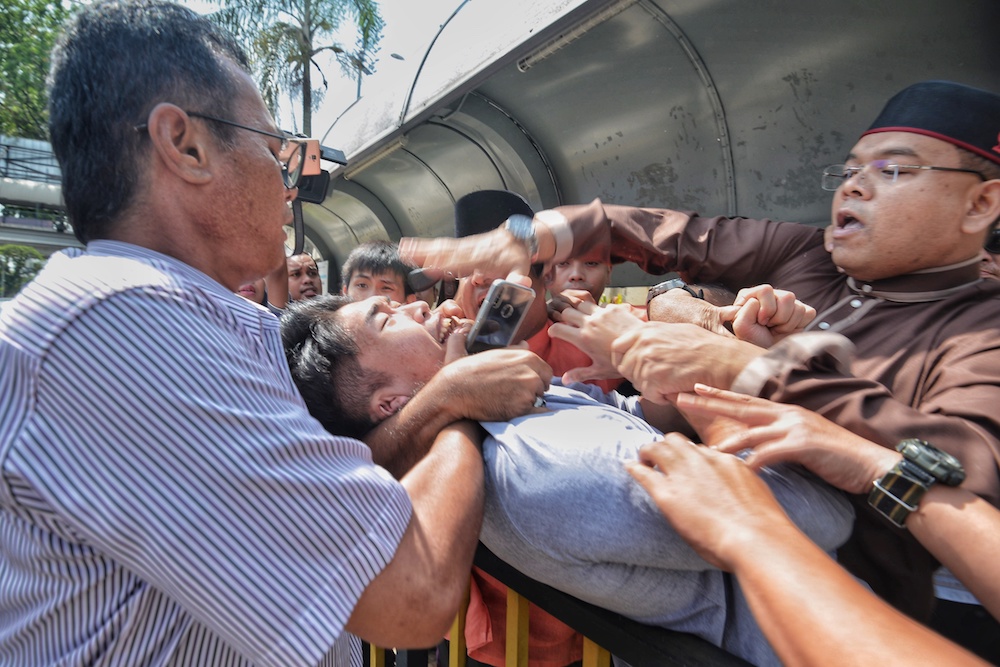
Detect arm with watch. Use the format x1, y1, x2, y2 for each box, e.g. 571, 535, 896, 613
646, 278, 817, 348
626, 430, 991, 667
672, 384, 1000, 622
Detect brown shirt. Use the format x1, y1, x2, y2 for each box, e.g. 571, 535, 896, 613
553, 198, 1000, 619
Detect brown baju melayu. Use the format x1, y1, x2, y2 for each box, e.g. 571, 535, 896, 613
549, 198, 1000, 620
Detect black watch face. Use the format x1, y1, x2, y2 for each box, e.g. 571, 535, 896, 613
898, 439, 966, 486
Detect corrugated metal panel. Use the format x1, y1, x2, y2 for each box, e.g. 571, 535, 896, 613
313, 0, 999, 284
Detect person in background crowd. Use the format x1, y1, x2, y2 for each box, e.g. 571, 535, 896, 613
236, 256, 289, 316
341, 240, 415, 304
287, 251, 323, 300
546, 243, 612, 302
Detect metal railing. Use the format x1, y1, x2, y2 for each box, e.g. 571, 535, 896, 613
0, 140, 62, 185
372, 543, 751, 667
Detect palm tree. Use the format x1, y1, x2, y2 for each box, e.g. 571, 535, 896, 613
208, 0, 383, 136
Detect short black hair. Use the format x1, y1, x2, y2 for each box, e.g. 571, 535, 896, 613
340, 241, 415, 295
281, 295, 389, 439
48, 0, 250, 243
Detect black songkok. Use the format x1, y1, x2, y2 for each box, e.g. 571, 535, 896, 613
863, 80, 1000, 166
453, 190, 534, 238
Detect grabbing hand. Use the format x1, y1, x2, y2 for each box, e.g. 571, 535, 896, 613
721, 285, 816, 348
548, 293, 645, 383
626, 434, 795, 571
675, 384, 900, 494
612, 323, 765, 403
433, 348, 553, 423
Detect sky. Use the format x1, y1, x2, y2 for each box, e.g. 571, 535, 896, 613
182, 0, 465, 135
307, 0, 463, 131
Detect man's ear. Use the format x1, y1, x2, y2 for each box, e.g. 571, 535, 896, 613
145, 103, 214, 186
370, 386, 411, 422
962, 179, 1000, 236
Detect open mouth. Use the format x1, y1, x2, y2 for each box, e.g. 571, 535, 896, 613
836, 210, 864, 231
438, 316, 458, 344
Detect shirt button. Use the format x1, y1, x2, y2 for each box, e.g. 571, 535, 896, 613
818, 321, 830, 330
850, 299, 862, 308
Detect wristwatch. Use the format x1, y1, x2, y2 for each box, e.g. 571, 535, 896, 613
868, 439, 966, 528
504, 214, 538, 262
646, 278, 704, 305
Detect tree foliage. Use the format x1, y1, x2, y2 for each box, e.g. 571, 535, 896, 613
0, 0, 74, 140
208, 0, 383, 136
0, 244, 44, 298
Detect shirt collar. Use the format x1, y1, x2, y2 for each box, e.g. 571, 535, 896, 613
847, 256, 983, 303
84, 239, 235, 300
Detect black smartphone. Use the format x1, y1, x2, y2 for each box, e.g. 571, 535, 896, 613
407, 268, 440, 293
466, 279, 536, 354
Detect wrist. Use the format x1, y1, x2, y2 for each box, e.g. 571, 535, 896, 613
504, 214, 538, 262
867, 439, 966, 528
533, 210, 568, 263
647, 278, 704, 305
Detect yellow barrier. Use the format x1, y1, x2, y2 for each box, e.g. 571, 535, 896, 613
371, 582, 611, 667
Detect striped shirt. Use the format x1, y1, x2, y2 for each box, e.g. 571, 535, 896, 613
0, 240, 412, 667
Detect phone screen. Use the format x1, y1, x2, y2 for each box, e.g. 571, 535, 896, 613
466, 280, 536, 354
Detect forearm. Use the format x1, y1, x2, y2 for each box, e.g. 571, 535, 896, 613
730, 521, 988, 667
363, 375, 462, 478
400, 420, 485, 593
348, 421, 485, 647
908, 485, 1000, 620
647, 288, 733, 335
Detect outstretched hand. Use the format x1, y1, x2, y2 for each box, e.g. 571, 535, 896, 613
399, 230, 534, 289
675, 384, 900, 494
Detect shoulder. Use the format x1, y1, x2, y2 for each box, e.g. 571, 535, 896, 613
4, 247, 246, 359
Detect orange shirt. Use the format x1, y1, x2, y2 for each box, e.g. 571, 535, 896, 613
526, 320, 625, 394
463, 569, 583, 667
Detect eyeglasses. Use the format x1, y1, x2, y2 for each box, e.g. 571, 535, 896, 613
136, 111, 305, 189
186, 112, 306, 189
821, 160, 985, 192
985, 228, 1000, 255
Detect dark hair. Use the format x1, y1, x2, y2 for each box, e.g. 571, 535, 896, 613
958, 148, 1000, 183
281, 295, 389, 439
47, 0, 250, 243
340, 241, 416, 295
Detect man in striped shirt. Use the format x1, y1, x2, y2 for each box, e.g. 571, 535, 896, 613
0, 2, 550, 665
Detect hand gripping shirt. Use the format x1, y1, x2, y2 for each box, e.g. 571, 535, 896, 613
0, 241, 412, 667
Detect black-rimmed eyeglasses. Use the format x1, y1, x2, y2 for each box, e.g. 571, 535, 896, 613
136, 111, 306, 189
821, 160, 985, 192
